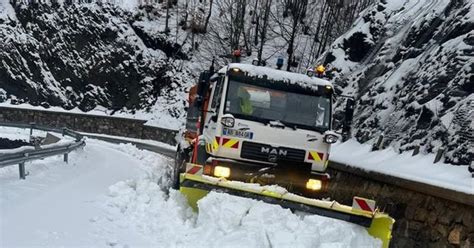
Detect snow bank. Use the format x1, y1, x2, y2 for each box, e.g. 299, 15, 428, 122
195, 192, 381, 248
80, 131, 176, 151
102, 142, 381, 248
331, 139, 474, 195
105, 184, 381, 248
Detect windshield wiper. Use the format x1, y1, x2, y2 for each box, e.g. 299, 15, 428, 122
268, 120, 285, 129
279, 120, 298, 130
267, 120, 297, 130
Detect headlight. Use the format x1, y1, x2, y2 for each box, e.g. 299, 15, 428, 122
306, 179, 322, 191
324, 134, 338, 144
214, 166, 231, 178
221, 116, 235, 127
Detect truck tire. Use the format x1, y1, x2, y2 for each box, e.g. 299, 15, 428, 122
172, 145, 189, 190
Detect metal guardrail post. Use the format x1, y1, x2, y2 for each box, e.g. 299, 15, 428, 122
19, 162, 26, 179
29, 122, 36, 143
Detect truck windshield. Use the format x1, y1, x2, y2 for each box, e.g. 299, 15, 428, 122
224, 80, 331, 132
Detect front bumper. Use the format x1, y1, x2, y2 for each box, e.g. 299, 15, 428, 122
204, 158, 330, 197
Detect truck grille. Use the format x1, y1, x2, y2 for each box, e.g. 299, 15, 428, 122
240, 141, 306, 163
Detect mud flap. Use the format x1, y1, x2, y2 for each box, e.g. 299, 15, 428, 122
179, 172, 394, 248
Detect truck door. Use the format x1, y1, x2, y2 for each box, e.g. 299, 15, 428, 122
203, 76, 225, 152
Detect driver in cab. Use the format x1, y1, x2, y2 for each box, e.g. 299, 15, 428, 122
238, 87, 254, 115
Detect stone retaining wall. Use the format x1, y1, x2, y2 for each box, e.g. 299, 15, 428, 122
326, 163, 474, 248
0, 106, 178, 145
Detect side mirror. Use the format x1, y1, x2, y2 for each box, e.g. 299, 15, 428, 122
197, 72, 211, 96
211, 115, 218, 123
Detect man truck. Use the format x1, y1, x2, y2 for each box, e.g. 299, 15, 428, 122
173, 63, 394, 247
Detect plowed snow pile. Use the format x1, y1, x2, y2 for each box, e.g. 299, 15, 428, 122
0, 134, 381, 247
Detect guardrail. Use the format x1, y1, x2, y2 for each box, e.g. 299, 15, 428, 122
0, 122, 85, 179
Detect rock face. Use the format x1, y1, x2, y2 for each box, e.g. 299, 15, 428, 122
323, 0, 473, 164
0, 2, 191, 113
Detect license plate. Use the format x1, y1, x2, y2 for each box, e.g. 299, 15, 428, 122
223, 128, 254, 139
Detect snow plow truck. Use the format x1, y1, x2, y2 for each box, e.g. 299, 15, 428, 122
173, 63, 394, 247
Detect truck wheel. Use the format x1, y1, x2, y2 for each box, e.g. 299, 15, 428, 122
172, 145, 189, 190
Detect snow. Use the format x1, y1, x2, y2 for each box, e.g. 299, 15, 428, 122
222, 63, 333, 88
0, 101, 181, 130
80, 131, 176, 151
331, 139, 474, 195
0, 0, 16, 22
0, 100, 130, 119
0, 126, 76, 154
193, 192, 380, 248
107, 183, 381, 248
0, 126, 35, 141
1, 132, 380, 247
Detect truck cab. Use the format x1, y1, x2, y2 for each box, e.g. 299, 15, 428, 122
177, 63, 338, 197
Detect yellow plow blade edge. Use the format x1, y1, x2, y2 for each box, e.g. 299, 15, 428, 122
179, 173, 394, 248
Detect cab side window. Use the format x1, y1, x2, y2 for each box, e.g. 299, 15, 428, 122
210, 77, 224, 109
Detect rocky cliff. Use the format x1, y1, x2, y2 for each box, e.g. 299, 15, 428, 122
322, 0, 473, 164
0, 2, 192, 120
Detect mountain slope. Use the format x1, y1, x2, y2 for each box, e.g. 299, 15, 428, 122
322, 0, 473, 164
0, 2, 192, 118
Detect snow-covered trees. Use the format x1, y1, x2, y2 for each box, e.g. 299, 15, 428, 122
176, 0, 371, 70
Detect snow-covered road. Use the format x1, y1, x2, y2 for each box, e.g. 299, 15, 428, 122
0, 136, 381, 247
0, 141, 155, 246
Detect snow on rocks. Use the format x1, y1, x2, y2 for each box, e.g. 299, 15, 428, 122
322, 0, 473, 164
0, 0, 16, 22
0, 3, 193, 130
